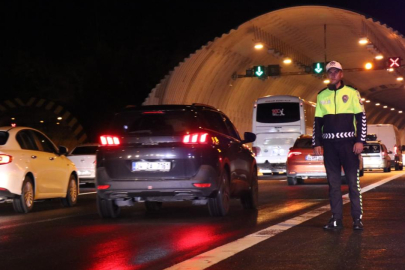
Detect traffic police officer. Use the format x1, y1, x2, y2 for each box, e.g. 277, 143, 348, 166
312, 61, 366, 230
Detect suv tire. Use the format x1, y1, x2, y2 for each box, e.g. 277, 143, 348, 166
287, 177, 297, 186
97, 195, 121, 218
208, 170, 230, 217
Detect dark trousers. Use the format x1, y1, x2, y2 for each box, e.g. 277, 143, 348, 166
323, 140, 362, 220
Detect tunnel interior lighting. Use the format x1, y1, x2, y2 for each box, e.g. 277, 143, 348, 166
11, 117, 15, 120
254, 43, 264, 50
323, 79, 330, 84
391, 108, 395, 111
397, 77, 404, 81
387, 68, 394, 72
365, 62, 373, 70
359, 37, 368, 45
365, 100, 371, 103
399, 111, 403, 113
375, 55, 384, 60
383, 106, 388, 108
283, 58, 292, 64
375, 103, 380, 106
57, 117, 62, 120
40, 120, 44, 123
361, 98, 366, 101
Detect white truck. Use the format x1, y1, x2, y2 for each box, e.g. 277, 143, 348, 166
367, 124, 403, 170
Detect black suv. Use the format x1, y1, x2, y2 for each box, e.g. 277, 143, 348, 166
96, 104, 257, 218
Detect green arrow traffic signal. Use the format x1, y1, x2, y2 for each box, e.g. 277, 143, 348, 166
253, 66, 267, 78
312, 62, 325, 74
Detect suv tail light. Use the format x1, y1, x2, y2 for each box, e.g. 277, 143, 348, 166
252, 147, 261, 156
183, 133, 209, 144
100, 135, 120, 146
0, 155, 12, 165
287, 151, 302, 158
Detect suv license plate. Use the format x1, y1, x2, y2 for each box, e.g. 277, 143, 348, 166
132, 162, 171, 172
306, 155, 323, 161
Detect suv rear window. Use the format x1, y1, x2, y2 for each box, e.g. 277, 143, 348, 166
0, 132, 9, 145
293, 138, 312, 148
71, 146, 98, 155
362, 144, 381, 153
110, 110, 199, 136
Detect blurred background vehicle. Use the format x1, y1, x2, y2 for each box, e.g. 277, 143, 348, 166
67, 143, 99, 185
367, 124, 403, 170
361, 141, 392, 172
252, 95, 316, 175
286, 135, 364, 185
0, 126, 78, 213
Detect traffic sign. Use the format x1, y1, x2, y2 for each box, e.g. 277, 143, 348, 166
267, 65, 281, 76
253, 66, 267, 78
388, 57, 401, 68
312, 62, 325, 74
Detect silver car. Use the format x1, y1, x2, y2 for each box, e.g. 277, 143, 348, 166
361, 141, 391, 172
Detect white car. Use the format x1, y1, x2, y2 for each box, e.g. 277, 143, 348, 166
0, 126, 78, 213
67, 143, 99, 184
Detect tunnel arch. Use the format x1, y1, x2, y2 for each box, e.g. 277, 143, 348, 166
143, 5, 405, 141
0, 97, 87, 150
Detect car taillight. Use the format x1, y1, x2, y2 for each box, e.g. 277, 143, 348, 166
100, 135, 120, 146
252, 147, 261, 156
0, 155, 12, 165
193, 183, 211, 188
287, 151, 302, 158
183, 133, 209, 144
97, 185, 110, 190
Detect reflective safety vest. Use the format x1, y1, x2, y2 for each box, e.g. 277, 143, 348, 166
312, 82, 367, 146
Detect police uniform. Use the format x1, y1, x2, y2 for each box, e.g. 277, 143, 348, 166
312, 81, 367, 224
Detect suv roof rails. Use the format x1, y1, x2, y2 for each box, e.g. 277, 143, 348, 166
191, 103, 218, 110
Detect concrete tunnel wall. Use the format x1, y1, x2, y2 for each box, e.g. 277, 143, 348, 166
143, 6, 405, 146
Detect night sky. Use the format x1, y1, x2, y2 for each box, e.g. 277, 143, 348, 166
2, 0, 405, 141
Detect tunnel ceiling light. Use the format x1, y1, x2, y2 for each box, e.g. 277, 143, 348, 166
40, 120, 44, 123
375, 54, 384, 60
57, 117, 62, 120
399, 111, 403, 113
359, 37, 368, 45
323, 79, 330, 84
387, 68, 394, 72
254, 43, 264, 50
365, 62, 373, 70
283, 58, 292, 64
361, 98, 366, 101
56, 122, 60, 125
383, 106, 388, 108
397, 77, 404, 81
375, 103, 380, 106
391, 108, 395, 111
11, 117, 15, 120
365, 100, 371, 103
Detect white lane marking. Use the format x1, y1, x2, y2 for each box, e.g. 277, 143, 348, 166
79, 191, 96, 195
165, 172, 405, 270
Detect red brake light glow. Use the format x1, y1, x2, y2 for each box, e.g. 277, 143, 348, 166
100, 135, 120, 146
193, 183, 211, 188
97, 185, 111, 190
287, 151, 302, 158
142, 111, 164, 114
183, 133, 209, 144
0, 155, 12, 165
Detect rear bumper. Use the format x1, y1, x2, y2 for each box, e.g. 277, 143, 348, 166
257, 162, 286, 173
96, 165, 220, 201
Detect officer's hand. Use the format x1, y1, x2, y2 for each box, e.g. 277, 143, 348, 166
353, 142, 364, 155
314, 146, 323, 156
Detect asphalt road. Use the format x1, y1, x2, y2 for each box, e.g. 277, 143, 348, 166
0, 171, 403, 270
